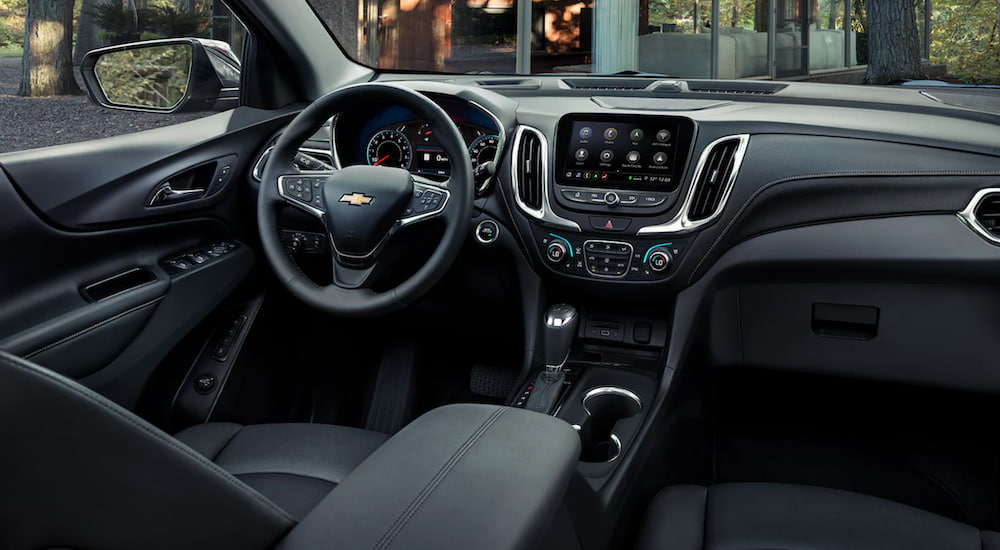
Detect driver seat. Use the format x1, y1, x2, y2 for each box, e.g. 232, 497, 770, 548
0, 349, 388, 550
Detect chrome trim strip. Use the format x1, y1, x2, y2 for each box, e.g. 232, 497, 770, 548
637, 134, 750, 235
510, 125, 581, 231
958, 188, 1000, 245
582, 385, 643, 411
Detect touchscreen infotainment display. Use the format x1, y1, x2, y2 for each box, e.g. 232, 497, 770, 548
555, 114, 694, 191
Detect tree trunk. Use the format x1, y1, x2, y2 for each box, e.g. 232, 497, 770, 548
863, 0, 923, 83
19, 0, 81, 96
74, 0, 100, 64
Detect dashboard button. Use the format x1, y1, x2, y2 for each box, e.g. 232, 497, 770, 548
546, 241, 568, 263
561, 188, 588, 203
604, 191, 620, 206
588, 191, 606, 203
638, 193, 667, 207
621, 193, 639, 205
648, 250, 671, 272
475, 220, 499, 244
589, 217, 631, 232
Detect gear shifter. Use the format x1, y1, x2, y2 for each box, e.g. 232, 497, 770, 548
524, 304, 578, 414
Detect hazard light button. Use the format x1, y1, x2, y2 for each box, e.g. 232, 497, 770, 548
589, 216, 632, 232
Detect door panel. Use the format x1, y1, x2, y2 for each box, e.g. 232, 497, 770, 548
0, 107, 293, 229
0, 107, 286, 409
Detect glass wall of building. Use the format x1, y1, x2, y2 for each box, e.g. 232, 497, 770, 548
334, 0, 930, 79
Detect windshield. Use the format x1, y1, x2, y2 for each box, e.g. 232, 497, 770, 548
307, 0, 999, 85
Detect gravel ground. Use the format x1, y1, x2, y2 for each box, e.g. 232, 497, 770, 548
0, 57, 205, 154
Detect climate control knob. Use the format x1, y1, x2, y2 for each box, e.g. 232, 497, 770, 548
648, 249, 671, 272
546, 241, 569, 263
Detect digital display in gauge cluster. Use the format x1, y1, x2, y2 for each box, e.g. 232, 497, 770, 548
339, 97, 502, 180
364, 121, 499, 177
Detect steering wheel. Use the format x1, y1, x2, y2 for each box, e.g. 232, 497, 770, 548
257, 83, 473, 317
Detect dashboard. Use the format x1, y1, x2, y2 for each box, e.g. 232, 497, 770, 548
270, 76, 1000, 295
332, 94, 501, 183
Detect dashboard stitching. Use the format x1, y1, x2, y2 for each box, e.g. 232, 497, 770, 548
688, 170, 1000, 285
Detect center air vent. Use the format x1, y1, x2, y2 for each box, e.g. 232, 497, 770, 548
685, 135, 750, 223
959, 189, 1000, 244
513, 127, 545, 212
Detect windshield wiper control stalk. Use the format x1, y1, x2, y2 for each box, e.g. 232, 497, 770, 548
524, 304, 578, 415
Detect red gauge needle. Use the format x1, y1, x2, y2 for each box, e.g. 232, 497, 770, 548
374, 154, 390, 165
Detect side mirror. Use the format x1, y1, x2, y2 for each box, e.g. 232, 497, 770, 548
80, 38, 240, 114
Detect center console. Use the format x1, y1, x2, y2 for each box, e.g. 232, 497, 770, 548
519, 113, 700, 283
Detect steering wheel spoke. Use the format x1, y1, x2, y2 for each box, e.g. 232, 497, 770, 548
277, 173, 331, 217
331, 258, 377, 290
398, 178, 451, 227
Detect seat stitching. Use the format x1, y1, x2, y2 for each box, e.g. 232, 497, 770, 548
0, 354, 295, 524
372, 407, 507, 550
209, 426, 244, 462
24, 297, 164, 358
687, 170, 1000, 286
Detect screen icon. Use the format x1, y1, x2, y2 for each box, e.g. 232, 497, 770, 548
603, 128, 619, 141
629, 129, 644, 141
579, 127, 593, 139
656, 129, 671, 142
626, 151, 640, 163
599, 149, 614, 163
575, 148, 589, 161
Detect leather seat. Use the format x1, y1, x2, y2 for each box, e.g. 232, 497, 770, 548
0, 349, 387, 549
638, 482, 1000, 550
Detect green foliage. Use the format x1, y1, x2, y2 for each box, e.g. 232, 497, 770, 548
0, 20, 20, 47
94, 43, 191, 109
88, 0, 210, 45
931, 0, 1000, 83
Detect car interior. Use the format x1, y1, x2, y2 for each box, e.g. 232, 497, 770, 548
2, 1, 1000, 549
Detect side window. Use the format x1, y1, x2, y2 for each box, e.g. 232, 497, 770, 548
0, 1, 248, 154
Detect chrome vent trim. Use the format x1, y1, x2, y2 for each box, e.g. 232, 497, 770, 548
958, 188, 1000, 245
687, 137, 743, 221
509, 125, 581, 231
637, 134, 750, 235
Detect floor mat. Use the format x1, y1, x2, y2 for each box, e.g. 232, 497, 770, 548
710, 368, 1000, 529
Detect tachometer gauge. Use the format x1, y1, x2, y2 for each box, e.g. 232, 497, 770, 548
367, 129, 412, 169
469, 134, 500, 169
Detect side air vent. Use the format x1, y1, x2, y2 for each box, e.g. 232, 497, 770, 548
514, 127, 545, 211
974, 194, 1000, 235
687, 81, 787, 95
562, 78, 657, 90
686, 135, 750, 223
959, 189, 1000, 244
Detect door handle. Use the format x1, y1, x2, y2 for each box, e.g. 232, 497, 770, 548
148, 182, 206, 206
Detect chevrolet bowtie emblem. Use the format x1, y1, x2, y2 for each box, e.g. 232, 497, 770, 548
339, 193, 374, 206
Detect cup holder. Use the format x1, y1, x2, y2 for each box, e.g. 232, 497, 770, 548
576, 386, 642, 463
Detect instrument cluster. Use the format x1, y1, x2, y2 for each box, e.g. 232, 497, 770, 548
334, 94, 502, 182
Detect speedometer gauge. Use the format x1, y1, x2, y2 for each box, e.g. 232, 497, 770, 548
469, 135, 500, 170
367, 129, 412, 169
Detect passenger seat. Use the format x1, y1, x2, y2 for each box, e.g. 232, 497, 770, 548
638, 482, 1000, 550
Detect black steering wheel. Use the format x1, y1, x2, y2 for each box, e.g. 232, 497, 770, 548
257, 83, 473, 317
